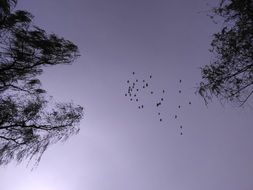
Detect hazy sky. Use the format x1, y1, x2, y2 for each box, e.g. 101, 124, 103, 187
1, 0, 253, 190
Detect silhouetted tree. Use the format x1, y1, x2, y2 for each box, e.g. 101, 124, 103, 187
198, 0, 253, 106
0, 0, 16, 16
0, 1, 83, 166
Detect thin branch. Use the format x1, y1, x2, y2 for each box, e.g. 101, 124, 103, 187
239, 89, 253, 107
0, 135, 21, 144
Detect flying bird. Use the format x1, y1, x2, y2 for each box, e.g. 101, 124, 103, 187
156, 102, 161, 107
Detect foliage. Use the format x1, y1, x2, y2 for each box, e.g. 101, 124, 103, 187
0, 1, 83, 166
198, 0, 253, 106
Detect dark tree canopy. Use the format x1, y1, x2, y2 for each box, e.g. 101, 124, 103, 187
0, 1, 83, 166
198, 0, 253, 106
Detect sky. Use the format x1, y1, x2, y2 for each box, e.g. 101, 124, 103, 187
1, 0, 253, 190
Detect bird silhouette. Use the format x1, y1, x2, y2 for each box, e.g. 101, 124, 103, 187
156, 102, 161, 107
175, 115, 177, 119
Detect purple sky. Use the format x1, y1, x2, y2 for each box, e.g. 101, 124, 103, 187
1, 0, 253, 190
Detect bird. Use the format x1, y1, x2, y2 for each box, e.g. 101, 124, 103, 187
130, 98, 133, 101
150, 75, 152, 79
175, 115, 177, 119
179, 90, 181, 93
180, 125, 182, 129
127, 80, 129, 83
179, 79, 182, 83
133, 72, 135, 75
156, 102, 161, 107
125, 94, 127, 96
136, 79, 138, 82
180, 132, 183, 135
158, 113, 161, 115
143, 80, 145, 82
151, 91, 154, 94
189, 101, 191, 105
159, 118, 162, 122
161, 98, 164, 101
136, 99, 138, 102
141, 105, 144, 108
162, 90, 165, 93
178, 105, 181, 108
146, 83, 148, 87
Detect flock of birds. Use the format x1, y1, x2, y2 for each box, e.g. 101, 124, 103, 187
124, 72, 192, 136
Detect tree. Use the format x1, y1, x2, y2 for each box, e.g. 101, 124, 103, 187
0, 0, 17, 16
0, 1, 84, 166
198, 0, 253, 106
